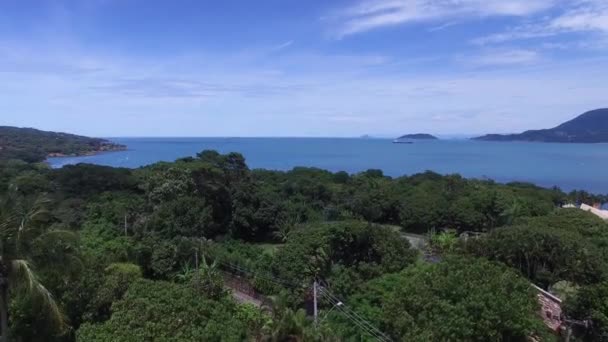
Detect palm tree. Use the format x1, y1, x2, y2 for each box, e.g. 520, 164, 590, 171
500, 199, 522, 226
306, 247, 330, 280
0, 194, 68, 342
193, 255, 225, 299
272, 214, 300, 243
261, 293, 311, 341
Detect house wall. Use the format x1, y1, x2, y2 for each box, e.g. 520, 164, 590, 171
533, 285, 563, 332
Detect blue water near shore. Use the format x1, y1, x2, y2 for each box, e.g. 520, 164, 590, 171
47, 138, 608, 193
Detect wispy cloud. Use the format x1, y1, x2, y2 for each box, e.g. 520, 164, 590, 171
473, 0, 608, 45
271, 40, 294, 52
330, 0, 556, 38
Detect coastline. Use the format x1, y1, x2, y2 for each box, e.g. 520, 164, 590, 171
46, 146, 127, 158
45, 144, 127, 166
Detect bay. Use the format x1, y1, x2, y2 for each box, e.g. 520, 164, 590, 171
47, 138, 608, 193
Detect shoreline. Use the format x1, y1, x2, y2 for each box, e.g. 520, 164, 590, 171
46, 147, 127, 158
45, 145, 128, 165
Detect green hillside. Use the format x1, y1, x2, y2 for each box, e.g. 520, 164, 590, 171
0, 126, 125, 163
474, 108, 608, 143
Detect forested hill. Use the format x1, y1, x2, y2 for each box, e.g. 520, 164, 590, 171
474, 108, 608, 143
396, 133, 438, 140
0, 126, 125, 163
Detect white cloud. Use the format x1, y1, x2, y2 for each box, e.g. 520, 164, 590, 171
550, 5, 608, 32
473, 0, 608, 45
464, 49, 541, 66
332, 0, 556, 37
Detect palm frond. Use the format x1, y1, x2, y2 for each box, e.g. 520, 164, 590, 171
10, 259, 67, 332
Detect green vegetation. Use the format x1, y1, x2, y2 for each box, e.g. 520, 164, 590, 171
339, 257, 549, 341
474, 108, 608, 143
0, 146, 607, 341
0, 126, 125, 163
395, 133, 438, 140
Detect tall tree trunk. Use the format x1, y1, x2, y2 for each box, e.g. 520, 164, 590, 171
0, 283, 8, 342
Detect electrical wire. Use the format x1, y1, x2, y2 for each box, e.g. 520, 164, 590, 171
319, 289, 391, 342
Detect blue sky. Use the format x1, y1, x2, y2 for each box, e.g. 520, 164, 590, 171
1, 0, 607, 137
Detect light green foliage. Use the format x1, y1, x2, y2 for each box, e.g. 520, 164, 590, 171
190, 256, 226, 300
80, 221, 134, 264
342, 257, 547, 341
550, 280, 580, 302
76, 279, 250, 341
429, 230, 458, 253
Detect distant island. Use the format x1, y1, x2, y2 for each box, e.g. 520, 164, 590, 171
395, 133, 438, 140
474, 108, 608, 143
0, 126, 126, 163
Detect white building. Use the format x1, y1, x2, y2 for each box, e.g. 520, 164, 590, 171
580, 203, 608, 221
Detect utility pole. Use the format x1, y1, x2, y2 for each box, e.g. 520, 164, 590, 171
313, 279, 318, 326
195, 249, 200, 293
124, 213, 128, 236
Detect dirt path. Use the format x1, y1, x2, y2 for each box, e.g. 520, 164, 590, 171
229, 288, 263, 307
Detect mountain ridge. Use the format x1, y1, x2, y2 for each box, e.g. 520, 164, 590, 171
473, 108, 608, 143
396, 133, 438, 140
0, 126, 126, 163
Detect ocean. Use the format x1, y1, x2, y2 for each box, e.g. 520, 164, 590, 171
47, 138, 608, 193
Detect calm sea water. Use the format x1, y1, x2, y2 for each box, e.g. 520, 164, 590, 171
47, 138, 608, 193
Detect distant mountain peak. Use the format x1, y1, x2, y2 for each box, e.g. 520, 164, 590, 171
473, 108, 608, 143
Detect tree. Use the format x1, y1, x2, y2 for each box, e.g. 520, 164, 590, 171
0, 195, 70, 341
147, 197, 214, 238
261, 292, 315, 341
467, 212, 608, 287
564, 282, 608, 341
76, 279, 251, 341
192, 256, 226, 300
272, 221, 418, 298
342, 257, 548, 341
85, 263, 142, 322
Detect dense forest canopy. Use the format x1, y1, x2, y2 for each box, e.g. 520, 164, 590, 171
0, 145, 607, 341
0, 126, 125, 163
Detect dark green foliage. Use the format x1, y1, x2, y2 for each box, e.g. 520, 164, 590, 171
147, 196, 213, 238
52, 164, 138, 198
273, 221, 418, 298
0, 126, 125, 163
85, 263, 142, 322
468, 209, 608, 287
564, 282, 608, 341
1, 146, 606, 341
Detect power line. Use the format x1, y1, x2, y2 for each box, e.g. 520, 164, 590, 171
214, 258, 303, 289
203, 252, 391, 341
320, 287, 387, 336
319, 288, 391, 342
319, 291, 389, 342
